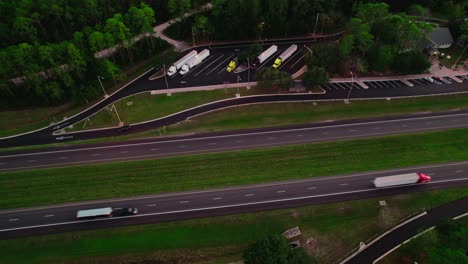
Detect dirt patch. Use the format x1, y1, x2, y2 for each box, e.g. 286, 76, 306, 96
290, 209, 300, 219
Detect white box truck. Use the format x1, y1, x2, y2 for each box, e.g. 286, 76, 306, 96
179, 49, 210, 75
167, 50, 197, 76
373, 173, 431, 188
272, 44, 298, 69
253, 45, 278, 67
76, 207, 113, 219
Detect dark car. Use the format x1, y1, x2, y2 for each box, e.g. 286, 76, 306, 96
112, 207, 138, 217
117, 125, 130, 133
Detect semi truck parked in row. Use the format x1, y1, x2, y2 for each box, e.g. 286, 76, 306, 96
253, 45, 278, 67
167, 50, 197, 76
76, 207, 138, 219
373, 173, 431, 188
179, 49, 210, 75
272, 44, 298, 69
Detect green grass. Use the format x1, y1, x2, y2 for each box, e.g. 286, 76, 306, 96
2, 128, 468, 209
164, 94, 468, 135
68, 88, 256, 131
0, 187, 466, 264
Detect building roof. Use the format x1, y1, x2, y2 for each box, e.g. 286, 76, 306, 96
429, 27, 453, 45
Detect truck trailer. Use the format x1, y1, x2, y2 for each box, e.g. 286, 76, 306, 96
272, 44, 298, 69
253, 45, 278, 67
76, 207, 138, 219
373, 173, 431, 188
179, 49, 210, 75
167, 50, 197, 76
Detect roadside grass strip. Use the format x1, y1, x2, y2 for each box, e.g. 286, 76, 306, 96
1, 128, 468, 209
0, 187, 466, 264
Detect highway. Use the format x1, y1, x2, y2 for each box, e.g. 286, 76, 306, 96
0, 161, 467, 239
1, 111, 468, 172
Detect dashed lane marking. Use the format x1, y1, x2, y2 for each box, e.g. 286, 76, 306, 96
179, 201, 190, 204
276, 190, 286, 193
58, 157, 68, 159
213, 197, 222, 200
91, 154, 100, 156
150, 148, 159, 151
208, 143, 217, 145
339, 183, 349, 186
120, 151, 128, 154
9, 219, 19, 222
44, 215, 54, 217
245, 194, 254, 197
307, 187, 317, 190
147, 204, 157, 207
456, 170, 464, 173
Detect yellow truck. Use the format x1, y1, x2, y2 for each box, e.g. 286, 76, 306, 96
226, 59, 237, 72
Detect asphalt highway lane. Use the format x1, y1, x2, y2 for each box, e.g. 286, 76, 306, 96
2, 112, 468, 172
1, 161, 467, 239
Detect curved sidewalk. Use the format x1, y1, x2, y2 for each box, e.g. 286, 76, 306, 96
343, 196, 468, 263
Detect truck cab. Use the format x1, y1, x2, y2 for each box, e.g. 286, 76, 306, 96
272, 58, 282, 69
227, 60, 237, 72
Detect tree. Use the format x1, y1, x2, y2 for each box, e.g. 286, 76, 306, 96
306, 42, 342, 74
353, 2, 390, 26
366, 45, 394, 72
243, 235, 315, 264
407, 4, 428, 16
391, 50, 430, 74
428, 247, 468, 264
303, 66, 329, 88
340, 34, 355, 58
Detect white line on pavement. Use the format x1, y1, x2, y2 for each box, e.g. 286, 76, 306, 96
147, 204, 157, 207
179, 201, 190, 204
245, 194, 254, 197
339, 183, 349, 186
276, 190, 286, 193
59, 157, 68, 159
208, 143, 216, 145
456, 170, 464, 173
120, 151, 128, 154
307, 187, 317, 190
194, 54, 225, 76
213, 197, 222, 200
8, 219, 19, 222
44, 214, 54, 217
150, 148, 159, 151
91, 154, 100, 156
1, 178, 467, 232
27, 160, 36, 162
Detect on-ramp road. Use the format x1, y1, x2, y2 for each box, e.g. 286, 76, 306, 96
1, 111, 468, 172
1, 161, 467, 239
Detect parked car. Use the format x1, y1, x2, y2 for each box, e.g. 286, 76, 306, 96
424, 77, 434, 83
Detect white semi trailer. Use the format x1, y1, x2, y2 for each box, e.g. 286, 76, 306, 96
272, 44, 298, 69
253, 45, 278, 67
373, 173, 431, 188
179, 49, 210, 75
167, 50, 198, 76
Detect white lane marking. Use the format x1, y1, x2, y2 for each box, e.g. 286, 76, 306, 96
27, 160, 36, 162
194, 54, 225, 76
147, 204, 157, 207
8, 218, 19, 222
289, 54, 305, 69
296, 134, 303, 137
402, 124, 408, 127
44, 214, 54, 217
208, 143, 217, 145
307, 187, 317, 190
428, 173, 436, 176
150, 148, 159, 151
456, 170, 464, 173
3, 113, 468, 160
120, 151, 128, 154
4, 178, 466, 233
91, 154, 100, 156
339, 183, 349, 186
235, 140, 243, 143
276, 190, 286, 193
213, 197, 222, 200
267, 137, 275, 140
58, 157, 68, 159
245, 194, 254, 197
349, 130, 357, 132
374, 127, 381, 129
179, 201, 190, 204
178, 146, 186, 148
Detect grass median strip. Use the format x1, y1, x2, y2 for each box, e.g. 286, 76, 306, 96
1, 128, 468, 209
0, 187, 466, 264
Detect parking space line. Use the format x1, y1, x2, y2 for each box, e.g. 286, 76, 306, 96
289, 54, 305, 70
256, 50, 282, 71
194, 54, 225, 76
181, 55, 216, 78
278, 49, 302, 70
207, 54, 236, 75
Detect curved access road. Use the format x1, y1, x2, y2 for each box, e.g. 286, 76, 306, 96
344, 196, 468, 264
0, 161, 467, 239
1, 110, 468, 172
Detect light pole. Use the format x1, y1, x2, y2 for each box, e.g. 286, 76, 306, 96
97, 76, 108, 98
236, 75, 241, 98
191, 27, 196, 47
247, 57, 251, 89
346, 71, 354, 104
163, 64, 170, 94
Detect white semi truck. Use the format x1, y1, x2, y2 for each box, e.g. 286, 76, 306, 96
373, 173, 431, 188
76, 207, 138, 219
179, 49, 210, 75
272, 44, 298, 69
253, 45, 278, 67
167, 50, 197, 76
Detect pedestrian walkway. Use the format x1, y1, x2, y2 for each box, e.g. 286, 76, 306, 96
95, 3, 212, 58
